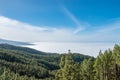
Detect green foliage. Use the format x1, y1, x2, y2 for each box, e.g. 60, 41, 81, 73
81, 58, 95, 80
94, 45, 120, 80
0, 44, 90, 80
56, 53, 82, 80
56, 44, 120, 80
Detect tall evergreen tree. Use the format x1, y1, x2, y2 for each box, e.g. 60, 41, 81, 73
56, 50, 78, 80
113, 44, 120, 80
81, 58, 94, 80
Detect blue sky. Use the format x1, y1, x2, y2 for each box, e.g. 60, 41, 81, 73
0, 0, 120, 27
0, 0, 120, 56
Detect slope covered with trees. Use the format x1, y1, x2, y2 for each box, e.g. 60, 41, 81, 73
0, 44, 91, 80
2, 44, 120, 80
56, 44, 120, 80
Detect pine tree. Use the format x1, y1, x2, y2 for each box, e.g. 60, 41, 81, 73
94, 49, 114, 80
81, 58, 94, 80
113, 44, 120, 80
56, 50, 78, 80
94, 50, 103, 80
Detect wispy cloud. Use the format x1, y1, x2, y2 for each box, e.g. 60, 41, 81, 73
82, 19, 120, 42
60, 4, 86, 34
97, 19, 120, 32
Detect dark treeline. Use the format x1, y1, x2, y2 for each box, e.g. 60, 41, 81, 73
0, 44, 91, 80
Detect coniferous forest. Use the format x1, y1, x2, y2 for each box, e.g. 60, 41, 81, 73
0, 43, 120, 80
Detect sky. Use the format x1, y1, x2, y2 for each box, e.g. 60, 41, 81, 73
0, 0, 120, 56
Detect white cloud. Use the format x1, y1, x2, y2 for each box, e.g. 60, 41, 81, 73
0, 16, 79, 42
26, 42, 115, 57
0, 16, 120, 43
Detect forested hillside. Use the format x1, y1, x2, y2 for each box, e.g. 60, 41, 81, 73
56, 44, 120, 80
0, 44, 91, 80
1, 44, 120, 80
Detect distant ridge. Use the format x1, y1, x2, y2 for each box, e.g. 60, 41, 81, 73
0, 38, 33, 46
0, 44, 48, 55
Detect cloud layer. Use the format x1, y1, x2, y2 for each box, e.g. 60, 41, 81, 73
0, 16, 120, 43
26, 42, 115, 57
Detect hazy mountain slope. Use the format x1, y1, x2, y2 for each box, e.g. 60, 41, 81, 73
0, 38, 32, 45
0, 44, 49, 55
